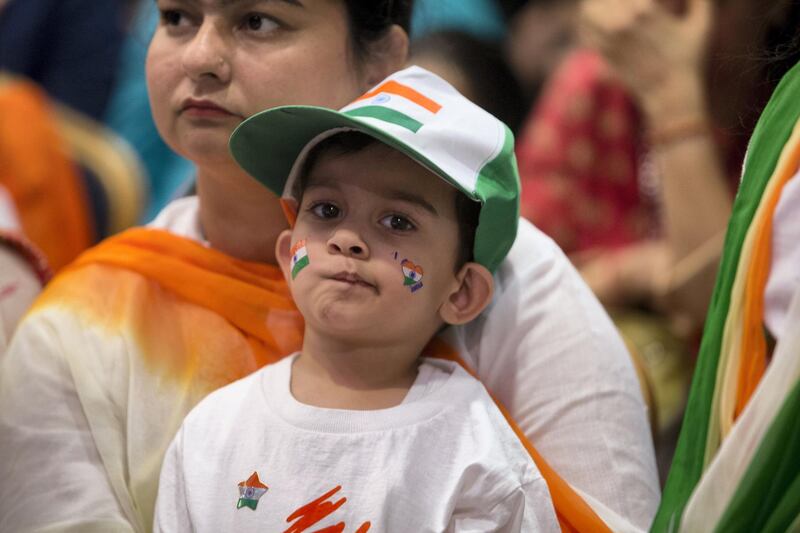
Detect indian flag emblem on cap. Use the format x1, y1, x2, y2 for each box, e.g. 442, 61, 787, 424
344, 79, 442, 133
237, 472, 268, 510
290, 239, 309, 279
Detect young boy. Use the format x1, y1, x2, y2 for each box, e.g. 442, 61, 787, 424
154, 67, 559, 532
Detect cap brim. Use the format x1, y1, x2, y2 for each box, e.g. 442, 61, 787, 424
229, 105, 468, 200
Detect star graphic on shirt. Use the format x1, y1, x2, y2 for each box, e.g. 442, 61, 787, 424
237, 472, 269, 510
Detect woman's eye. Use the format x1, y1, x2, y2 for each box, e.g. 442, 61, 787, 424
241, 14, 279, 33
311, 203, 341, 219
381, 215, 415, 232
160, 9, 186, 27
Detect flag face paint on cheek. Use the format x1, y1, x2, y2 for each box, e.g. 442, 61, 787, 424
401, 259, 424, 293
290, 239, 310, 280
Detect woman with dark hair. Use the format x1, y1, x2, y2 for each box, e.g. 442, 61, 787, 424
0, 1, 658, 531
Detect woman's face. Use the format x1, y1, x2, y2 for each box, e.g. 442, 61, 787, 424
147, 0, 368, 166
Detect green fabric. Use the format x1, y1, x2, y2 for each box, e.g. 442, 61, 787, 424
652, 60, 800, 532
713, 380, 800, 533
472, 125, 519, 273
343, 106, 423, 133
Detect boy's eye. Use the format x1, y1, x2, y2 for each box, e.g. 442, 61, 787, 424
310, 203, 341, 219
380, 215, 415, 232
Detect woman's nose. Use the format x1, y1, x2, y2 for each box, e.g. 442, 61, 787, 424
327, 229, 370, 259
181, 20, 231, 83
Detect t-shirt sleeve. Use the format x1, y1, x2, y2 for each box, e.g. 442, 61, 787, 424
448, 478, 560, 532
449, 219, 660, 530
154, 428, 193, 533
0, 315, 135, 532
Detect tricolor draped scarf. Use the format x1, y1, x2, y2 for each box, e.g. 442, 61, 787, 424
653, 61, 800, 532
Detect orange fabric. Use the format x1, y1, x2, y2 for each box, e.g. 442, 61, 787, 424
425, 338, 612, 533
63, 228, 303, 361
0, 78, 93, 270
356, 80, 442, 113
735, 139, 800, 417
66, 229, 608, 532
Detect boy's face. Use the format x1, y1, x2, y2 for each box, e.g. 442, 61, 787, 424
279, 143, 464, 346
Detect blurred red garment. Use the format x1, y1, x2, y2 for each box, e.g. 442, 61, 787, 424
516, 49, 653, 254
517, 49, 746, 256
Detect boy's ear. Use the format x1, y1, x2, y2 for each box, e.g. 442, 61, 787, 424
275, 229, 294, 282
439, 263, 494, 326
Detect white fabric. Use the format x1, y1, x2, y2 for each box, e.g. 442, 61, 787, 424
154, 356, 560, 532
337, 65, 504, 193
0, 185, 21, 231
0, 246, 41, 354
680, 285, 800, 532
0, 196, 659, 532
155, 196, 660, 530
0, 185, 39, 354
764, 167, 800, 340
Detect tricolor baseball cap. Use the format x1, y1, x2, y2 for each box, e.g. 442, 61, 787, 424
229, 65, 520, 273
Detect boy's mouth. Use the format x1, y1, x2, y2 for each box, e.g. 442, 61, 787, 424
329, 272, 377, 291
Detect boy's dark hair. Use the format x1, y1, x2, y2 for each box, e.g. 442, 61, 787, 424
297, 131, 480, 271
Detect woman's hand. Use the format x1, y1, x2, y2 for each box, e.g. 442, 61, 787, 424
579, 0, 712, 124
575, 240, 671, 308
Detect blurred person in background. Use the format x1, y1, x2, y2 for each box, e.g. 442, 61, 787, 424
0, 0, 127, 121
503, 0, 582, 105
0, 0, 147, 286
522, 0, 800, 329
412, 0, 506, 41
410, 29, 527, 134
515, 0, 800, 454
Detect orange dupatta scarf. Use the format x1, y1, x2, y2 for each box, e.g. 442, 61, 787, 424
68, 227, 610, 533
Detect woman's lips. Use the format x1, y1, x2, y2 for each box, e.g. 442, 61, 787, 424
180, 98, 239, 119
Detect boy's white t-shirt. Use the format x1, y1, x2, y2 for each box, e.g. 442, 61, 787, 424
154, 356, 559, 533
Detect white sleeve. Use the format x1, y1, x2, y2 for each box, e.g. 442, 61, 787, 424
448, 220, 660, 531
0, 246, 41, 354
0, 317, 135, 532
449, 479, 560, 533
153, 428, 193, 533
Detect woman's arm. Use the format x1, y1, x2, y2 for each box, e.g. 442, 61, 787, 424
580, 0, 732, 324
0, 315, 137, 532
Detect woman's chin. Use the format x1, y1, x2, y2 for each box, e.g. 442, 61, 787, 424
173, 130, 237, 165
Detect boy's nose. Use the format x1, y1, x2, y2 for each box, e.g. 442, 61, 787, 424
327, 230, 369, 259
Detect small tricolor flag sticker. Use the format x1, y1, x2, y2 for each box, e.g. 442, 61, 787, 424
401, 259, 424, 293
290, 239, 309, 279
237, 472, 268, 510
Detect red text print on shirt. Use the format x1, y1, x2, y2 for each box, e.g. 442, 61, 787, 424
283, 485, 371, 533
